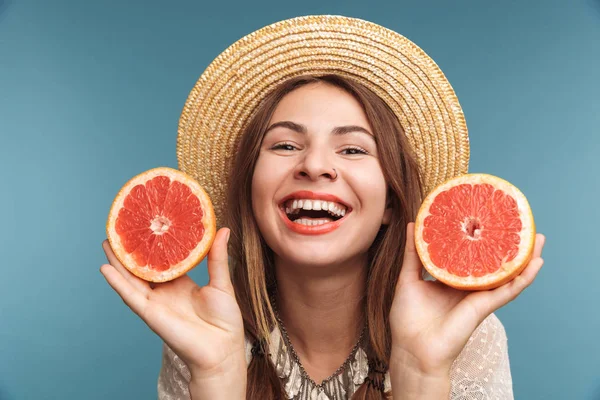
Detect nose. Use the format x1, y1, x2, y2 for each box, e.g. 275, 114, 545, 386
293, 146, 338, 181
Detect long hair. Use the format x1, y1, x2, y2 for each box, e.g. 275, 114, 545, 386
225, 74, 425, 399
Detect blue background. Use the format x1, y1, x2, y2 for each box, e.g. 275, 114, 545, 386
1, 0, 599, 398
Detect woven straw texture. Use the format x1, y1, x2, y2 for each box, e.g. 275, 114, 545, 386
177, 15, 470, 228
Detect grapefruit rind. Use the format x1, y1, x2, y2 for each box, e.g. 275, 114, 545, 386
414, 173, 536, 290
106, 167, 217, 283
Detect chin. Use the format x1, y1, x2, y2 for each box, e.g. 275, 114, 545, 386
274, 242, 366, 271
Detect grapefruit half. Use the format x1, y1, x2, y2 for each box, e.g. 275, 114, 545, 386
414, 173, 536, 290
106, 167, 216, 282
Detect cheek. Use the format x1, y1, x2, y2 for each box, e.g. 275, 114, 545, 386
251, 163, 268, 221
352, 163, 388, 212
251, 155, 289, 218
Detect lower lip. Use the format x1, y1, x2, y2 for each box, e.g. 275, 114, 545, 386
278, 206, 349, 235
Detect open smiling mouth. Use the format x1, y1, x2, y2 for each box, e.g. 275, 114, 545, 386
278, 198, 352, 234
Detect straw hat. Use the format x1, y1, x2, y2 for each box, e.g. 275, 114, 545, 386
177, 15, 470, 228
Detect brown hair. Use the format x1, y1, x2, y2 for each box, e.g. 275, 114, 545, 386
225, 74, 425, 399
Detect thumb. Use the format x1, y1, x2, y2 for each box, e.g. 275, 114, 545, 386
206, 227, 234, 296
398, 222, 424, 285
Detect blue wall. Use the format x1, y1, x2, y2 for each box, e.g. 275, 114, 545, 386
1, 0, 598, 398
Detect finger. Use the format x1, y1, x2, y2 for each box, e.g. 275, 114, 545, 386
458, 256, 545, 319
533, 234, 546, 258
397, 222, 424, 285
207, 228, 234, 296
100, 264, 149, 317
102, 239, 152, 295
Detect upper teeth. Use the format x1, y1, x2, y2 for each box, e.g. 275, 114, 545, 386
284, 199, 347, 217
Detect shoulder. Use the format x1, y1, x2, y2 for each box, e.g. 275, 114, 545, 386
160, 334, 255, 381
452, 312, 509, 370
463, 312, 508, 352
158, 343, 192, 399
449, 313, 514, 399
158, 337, 254, 400
160, 342, 191, 379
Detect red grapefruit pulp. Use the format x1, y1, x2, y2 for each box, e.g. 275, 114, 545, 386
106, 167, 216, 282
414, 174, 536, 290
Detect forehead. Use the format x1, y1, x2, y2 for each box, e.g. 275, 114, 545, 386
269, 82, 371, 129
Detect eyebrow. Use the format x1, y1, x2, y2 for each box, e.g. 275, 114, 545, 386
265, 121, 374, 138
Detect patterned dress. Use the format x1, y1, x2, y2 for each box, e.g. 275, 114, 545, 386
157, 313, 514, 399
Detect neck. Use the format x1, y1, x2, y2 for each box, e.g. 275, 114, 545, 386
272, 254, 367, 368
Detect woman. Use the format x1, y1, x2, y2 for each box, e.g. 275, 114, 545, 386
101, 17, 545, 399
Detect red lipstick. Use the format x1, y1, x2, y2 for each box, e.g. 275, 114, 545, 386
278, 190, 351, 235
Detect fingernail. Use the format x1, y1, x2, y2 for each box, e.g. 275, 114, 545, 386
225, 229, 231, 243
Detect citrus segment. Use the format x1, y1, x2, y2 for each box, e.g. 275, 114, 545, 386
415, 174, 535, 290
106, 167, 216, 282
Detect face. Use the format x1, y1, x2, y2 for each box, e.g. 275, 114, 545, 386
251, 82, 391, 269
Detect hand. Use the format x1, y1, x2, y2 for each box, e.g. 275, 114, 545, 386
100, 228, 246, 380
389, 222, 545, 376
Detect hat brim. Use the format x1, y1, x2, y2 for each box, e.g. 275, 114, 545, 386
177, 15, 470, 228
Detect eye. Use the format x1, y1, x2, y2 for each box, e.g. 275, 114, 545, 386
340, 146, 368, 155
270, 142, 297, 151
